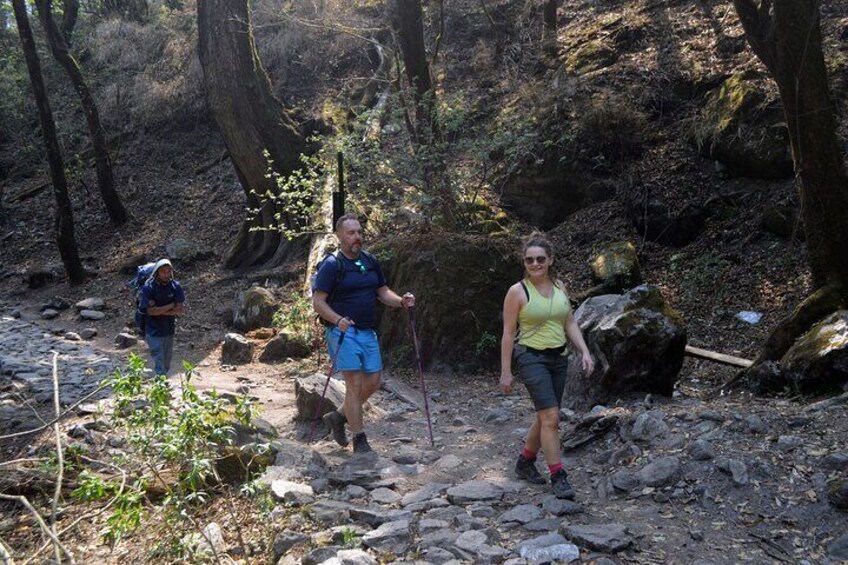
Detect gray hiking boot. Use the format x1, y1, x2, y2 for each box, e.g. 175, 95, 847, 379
322, 410, 348, 447
515, 455, 547, 485
352, 432, 373, 454
551, 469, 576, 500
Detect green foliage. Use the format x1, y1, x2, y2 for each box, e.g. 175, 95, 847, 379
95, 353, 259, 546
273, 293, 317, 346
249, 150, 324, 240
475, 331, 499, 357
341, 526, 360, 548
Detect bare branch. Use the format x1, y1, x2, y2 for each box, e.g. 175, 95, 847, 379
0, 495, 76, 564
0, 383, 108, 441
22, 456, 127, 565
50, 352, 64, 565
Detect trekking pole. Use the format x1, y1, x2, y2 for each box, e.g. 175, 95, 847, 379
307, 328, 347, 444
407, 307, 435, 447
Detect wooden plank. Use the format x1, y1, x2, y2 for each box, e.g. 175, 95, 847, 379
685, 345, 753, 368
381, 375, 440, 414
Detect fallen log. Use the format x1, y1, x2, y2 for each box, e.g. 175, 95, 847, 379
684, 345, 753, 368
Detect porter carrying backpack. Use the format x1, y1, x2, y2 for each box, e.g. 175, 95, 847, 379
127, 262, 157, 334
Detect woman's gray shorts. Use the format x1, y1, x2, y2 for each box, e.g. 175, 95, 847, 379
514, 345, 568, 411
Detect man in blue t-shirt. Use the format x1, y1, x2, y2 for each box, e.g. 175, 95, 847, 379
312, 213, 415, 453
139, 258, 186, 376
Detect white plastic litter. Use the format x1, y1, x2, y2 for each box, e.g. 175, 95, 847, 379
735, 311, 763, 325
519, 542, 580, 564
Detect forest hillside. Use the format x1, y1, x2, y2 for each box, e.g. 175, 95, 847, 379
1, 0, 847, 563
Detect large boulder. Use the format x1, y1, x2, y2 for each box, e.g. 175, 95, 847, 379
564, 285, 687, 410
690, 72, 793, 179
294, 374, 347, 421
233, 287, 277, 331
221, 333, 254, 364
215, 418, 279, 483
780, 311, 848, 394
376, 234, 520, 369
577, 241, 644, 300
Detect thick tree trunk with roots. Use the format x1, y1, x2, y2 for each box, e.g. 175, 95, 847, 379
13, 0, 85, 284
36, 0, 127, 225
387, 0, 457, 229
733, 0, 848, 368
197, 0, 307, 271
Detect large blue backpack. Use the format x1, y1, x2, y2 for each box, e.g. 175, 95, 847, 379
127, 262, 157, 334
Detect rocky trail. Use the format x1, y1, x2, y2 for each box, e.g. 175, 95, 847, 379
2, 303, 847, 564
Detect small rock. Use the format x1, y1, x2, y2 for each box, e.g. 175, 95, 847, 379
631, 411, 669, 442
716, 458, 749, 486
699, 410, 724, 423
777, 435, 804, 451
80, 328, 97, 340
821, 452, 848, 471
637, 456, 681, 487
370, 487, 401, 505
482, 407, 512, 423
688, 439, 716, 461
744, 414, 766, 434
828, 479, 848, 510
63, 332, 81, 341
446, 480, 504, 504
41, 309, 59, 320
498, 504, 543, 524
271, 480, 314, 505
690, 529, 705, 541
75, 298, 105, 311
114, 333, 138, 348
562, 523, 632, 553
221, 333, 254, 365
79, 309, 105, 321
541, 495, 583, 516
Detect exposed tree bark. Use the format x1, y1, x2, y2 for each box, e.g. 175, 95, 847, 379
197, 0, 307, 271
61, 0, 79, 43
12, 0, 85, 284
387, 0, 457, 229
733, 0, 848, 365
36, 0, 127, 225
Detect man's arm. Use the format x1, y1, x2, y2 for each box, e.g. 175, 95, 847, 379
376, 286, 415, 308
313, 290, 352, 331
147, 303, 184, 316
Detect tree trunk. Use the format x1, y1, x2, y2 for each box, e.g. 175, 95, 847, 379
387, 0, 457, 229
12, 0, 85, 284
61, 0, 79, 43
542, 0, 558, 59
733, 0, 848, 364
197, 0, 306, 271
36, 0, 127, 225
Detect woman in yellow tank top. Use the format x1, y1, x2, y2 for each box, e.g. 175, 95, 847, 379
500, 232, 594, 499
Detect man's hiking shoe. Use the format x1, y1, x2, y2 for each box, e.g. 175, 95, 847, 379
352, 432, 373, 454
515, 455, 547, 485
551, 469, 576, 500
323, 410, 348, 447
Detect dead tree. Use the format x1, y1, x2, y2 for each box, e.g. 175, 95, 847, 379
36, 0, 127, 225
733, 0, 848, 366
12, 0, 85, 284
197, 0, 307, 271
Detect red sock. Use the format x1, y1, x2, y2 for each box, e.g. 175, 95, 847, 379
548, 462, 564, 475
521, 448, 537, 461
